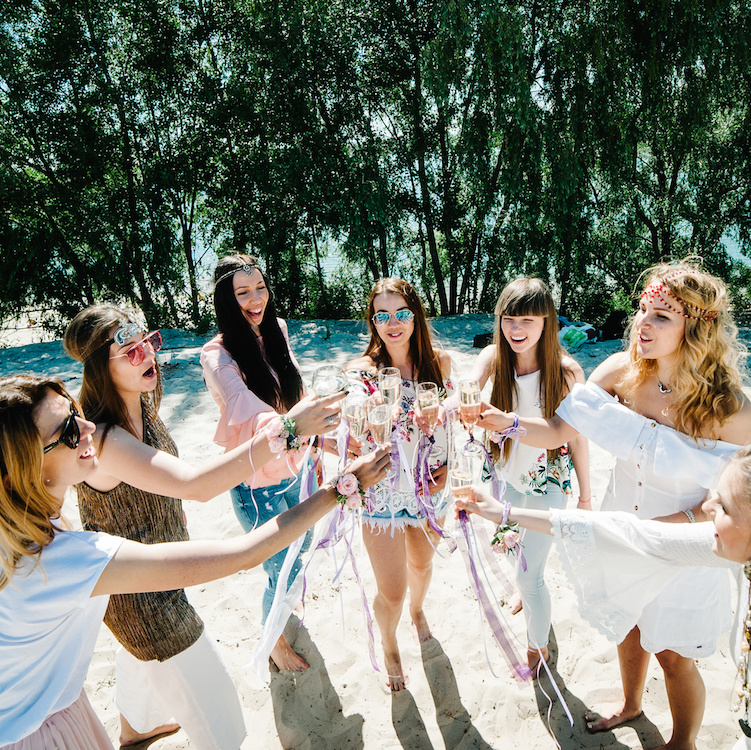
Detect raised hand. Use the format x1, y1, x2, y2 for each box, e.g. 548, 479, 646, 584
287, 392, 346, 436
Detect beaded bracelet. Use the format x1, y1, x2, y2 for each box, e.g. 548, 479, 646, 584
682, 508, 696, 523
266, 415, 303, 453
330, 472, 366, 509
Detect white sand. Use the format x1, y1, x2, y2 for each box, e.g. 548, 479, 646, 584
0, 317, 743, 749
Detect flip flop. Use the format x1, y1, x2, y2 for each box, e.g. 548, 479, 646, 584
119, 727, 180, 750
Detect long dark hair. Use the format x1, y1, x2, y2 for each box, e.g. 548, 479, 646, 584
213, 254, 303, 412
362, 278, 444, 385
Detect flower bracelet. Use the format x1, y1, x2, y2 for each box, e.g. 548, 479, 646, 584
491, 500, 524, 555
330, 472, 366, 510
266, 415, 304, 453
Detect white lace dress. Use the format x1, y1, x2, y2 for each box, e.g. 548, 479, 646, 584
556, 382, 741, 657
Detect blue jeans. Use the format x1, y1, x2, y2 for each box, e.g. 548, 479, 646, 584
230, 470, 315, 623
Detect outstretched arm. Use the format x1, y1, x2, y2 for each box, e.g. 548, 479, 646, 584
89, 392, 345, 501
453, 484, 554, 536
93, 445, 391, 596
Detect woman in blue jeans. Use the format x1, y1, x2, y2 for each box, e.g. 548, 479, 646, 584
201, 254, 333, 672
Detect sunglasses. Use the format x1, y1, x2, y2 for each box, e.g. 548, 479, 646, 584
372, 310, 415, 327
43, 397, 81, 454
109, 331, 163, 366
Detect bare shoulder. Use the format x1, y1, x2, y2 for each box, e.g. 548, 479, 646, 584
277, 317, 289, 335
435, 348, 452, 378
588, 351, 629, 395
561, 355, 585, 386
717, 395, 751, 445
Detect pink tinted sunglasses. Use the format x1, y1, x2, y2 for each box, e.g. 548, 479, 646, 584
109, 331, 163, 366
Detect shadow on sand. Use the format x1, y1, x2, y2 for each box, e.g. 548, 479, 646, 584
269, 618, 364, 750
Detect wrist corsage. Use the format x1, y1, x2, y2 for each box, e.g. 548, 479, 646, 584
266, 415, 303, 453
332, 472, 366, 509
490, 501, 525, 563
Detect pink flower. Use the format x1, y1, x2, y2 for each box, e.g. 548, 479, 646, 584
269, 437, 287, 454
336, 473, 359, 496
503, 531, 520, 549
345, 494, 362, 509
266, 418, 283, 440
488, 431, 503, 445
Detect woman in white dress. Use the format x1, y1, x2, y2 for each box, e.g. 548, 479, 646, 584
454, 443, 751, 749
476, 260, 751, 750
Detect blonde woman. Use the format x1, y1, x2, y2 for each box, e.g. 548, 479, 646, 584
477, 260, 751, 749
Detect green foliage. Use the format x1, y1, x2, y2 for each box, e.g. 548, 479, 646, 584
1, 0, 750, 331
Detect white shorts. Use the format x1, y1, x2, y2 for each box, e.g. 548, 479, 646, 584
116, 631, 246, 750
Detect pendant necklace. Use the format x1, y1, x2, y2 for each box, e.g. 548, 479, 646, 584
658, 380, 672, 394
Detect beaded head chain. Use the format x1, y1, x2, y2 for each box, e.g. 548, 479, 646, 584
214, 263, 263, 289
640, 272, 719, 322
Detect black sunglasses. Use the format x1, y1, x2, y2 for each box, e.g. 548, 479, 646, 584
43, 397, 81, 454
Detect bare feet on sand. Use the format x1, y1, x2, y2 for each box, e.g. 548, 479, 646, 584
527, 645, 549, 670
270, 633, 309, 672
509, 591, 523, 615
410, 608, 433, 643
584, 701, 643, 732
385, 650, 407, 691
119, 719, 180, 748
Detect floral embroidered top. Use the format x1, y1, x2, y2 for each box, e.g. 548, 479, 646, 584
497, 370, 571, 496
353, 371, 453, 522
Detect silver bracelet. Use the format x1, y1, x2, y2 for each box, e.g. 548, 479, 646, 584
682, 508, 696, 523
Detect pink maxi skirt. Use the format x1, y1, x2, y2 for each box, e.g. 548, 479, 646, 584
2, 690, 113, 750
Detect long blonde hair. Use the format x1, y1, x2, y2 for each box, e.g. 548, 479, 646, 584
619, 260, 744, 439
0, 376, 75, 590
490, 279, 571, 463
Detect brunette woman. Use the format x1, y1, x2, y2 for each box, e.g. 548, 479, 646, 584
346, 277, 452, 691
201, 254, 329, 673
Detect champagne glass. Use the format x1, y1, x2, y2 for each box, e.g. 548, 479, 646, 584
458, 378, 482, 454
367, 399, 392, 448
311, 365, 347, 397
416, 381, 440, 434
344, 388, 368, 439
378, 366, 401, 409
449, 452, 474, 499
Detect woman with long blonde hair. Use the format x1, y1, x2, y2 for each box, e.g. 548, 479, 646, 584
468, 278, 590, 669
0, 374, 388, 749
477, 260, 751, 749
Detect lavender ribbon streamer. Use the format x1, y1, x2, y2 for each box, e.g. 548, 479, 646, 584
413, 435, 457, 553
456, 510, 532, 681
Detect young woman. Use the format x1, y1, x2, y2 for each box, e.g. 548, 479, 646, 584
0, 375, 389, 749
454, 444, 751, 749
346, 277, 452, 691
64, 304, 343, 749
201, 254, 326, 674
476, 261, 751, 750
467, 278, 590, 668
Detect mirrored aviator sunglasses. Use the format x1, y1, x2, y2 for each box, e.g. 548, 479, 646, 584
109, 330, 163, 366
43, 401, 81, 454
372, 310, 415, 327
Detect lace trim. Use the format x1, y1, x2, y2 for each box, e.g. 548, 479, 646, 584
552, 512, 636, 643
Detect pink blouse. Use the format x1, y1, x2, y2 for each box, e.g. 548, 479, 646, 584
200, 319, 306, 488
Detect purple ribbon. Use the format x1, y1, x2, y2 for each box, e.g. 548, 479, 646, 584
413, 434, 456, 552
456, 510, 532, 682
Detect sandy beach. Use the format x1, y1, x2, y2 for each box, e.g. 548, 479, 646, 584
0, 315, 743, 749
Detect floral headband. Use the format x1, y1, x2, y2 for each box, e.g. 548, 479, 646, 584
640, 273, 719, 322
214, 263, 263, 289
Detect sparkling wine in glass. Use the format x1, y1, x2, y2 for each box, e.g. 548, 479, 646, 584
458, 379, 482, 454
378, 367, 401, 408
450, 453, 474, 501
367, 401, 392, 447
311, 365, 347, 397
416, 382, 440, 432
345, 392, 368, 439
